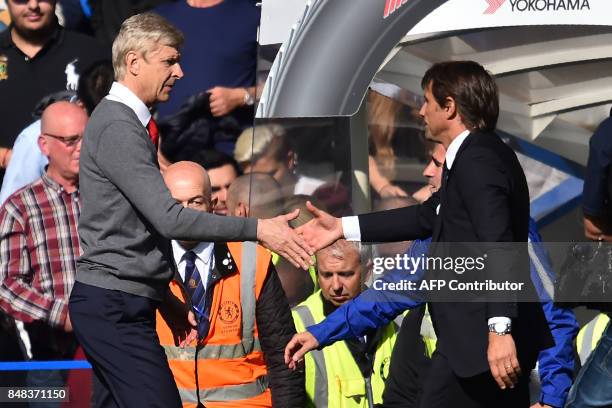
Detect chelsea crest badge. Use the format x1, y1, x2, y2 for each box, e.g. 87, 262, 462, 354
0, 55, 7, 81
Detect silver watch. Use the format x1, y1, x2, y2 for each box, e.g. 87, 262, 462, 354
243, 89, 255, 106
488, 322, 512, 336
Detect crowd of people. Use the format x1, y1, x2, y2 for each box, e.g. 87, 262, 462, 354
0, 1, 610, 408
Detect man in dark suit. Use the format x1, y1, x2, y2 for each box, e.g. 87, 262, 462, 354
285, 61, 552, 408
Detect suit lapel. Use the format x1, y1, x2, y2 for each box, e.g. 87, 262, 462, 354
432, 132, 475, 242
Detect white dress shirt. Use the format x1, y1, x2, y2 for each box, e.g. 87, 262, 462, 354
171, 240, 215, 288
105, 82, 151, 128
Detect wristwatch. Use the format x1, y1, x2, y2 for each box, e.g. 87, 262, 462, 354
243, 88, 255, 106
488, 321, 512, 335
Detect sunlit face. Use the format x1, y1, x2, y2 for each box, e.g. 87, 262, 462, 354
209, 164, 237, 216
422, 143, 446, 193
137, 44, 183, 105
419, 82, 449, 142
39, 113, 86, 181
243, 154, 290, 185
8, 0, 55, 34
317, 247, 362, 307
168, 179, 212, 214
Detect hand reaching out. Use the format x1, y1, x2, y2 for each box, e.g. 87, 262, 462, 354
295, 201, 344, 252
257, 209, 314, 270
284, 331, 319, 370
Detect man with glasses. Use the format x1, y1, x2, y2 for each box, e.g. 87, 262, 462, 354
0, 101, 87, 401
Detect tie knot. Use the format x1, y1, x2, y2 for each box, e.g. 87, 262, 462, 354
184, 250, 197, 264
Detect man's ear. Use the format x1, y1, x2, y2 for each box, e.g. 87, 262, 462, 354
237, 202, 249, 218
287, 150, 295, 170
126, 51, 140, 76
444, 96, 458, 120
38, 135, 50, 157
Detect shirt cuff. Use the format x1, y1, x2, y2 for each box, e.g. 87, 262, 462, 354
488, 316, 511, 326
342, 216, 361, 241
48, 298, 68, 330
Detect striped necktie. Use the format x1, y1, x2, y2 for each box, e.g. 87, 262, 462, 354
183, 251, 211, 339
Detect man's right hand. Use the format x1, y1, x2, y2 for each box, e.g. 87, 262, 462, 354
64, 313, 73, 332
257, 209, 313, 270
295, 201, 344, 252
284, 331, 319, 370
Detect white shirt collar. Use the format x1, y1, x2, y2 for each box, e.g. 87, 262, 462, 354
445, 129, 471, 170
105, 82, 151, 128
171, 240, 215, 268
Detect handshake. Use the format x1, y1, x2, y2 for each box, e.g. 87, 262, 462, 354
257, 201, 344, 270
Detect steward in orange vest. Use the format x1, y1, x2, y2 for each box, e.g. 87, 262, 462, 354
156, 240, 305, 408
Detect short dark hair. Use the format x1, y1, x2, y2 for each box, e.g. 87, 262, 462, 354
77, 60, 114, 115
183, 149, 241, 176
421, 61, 499, 132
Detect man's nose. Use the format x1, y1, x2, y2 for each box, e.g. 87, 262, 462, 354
331, 275, 343, 291
174, 63, 184, 79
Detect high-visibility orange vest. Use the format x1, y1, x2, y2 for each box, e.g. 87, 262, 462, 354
156, 241, 272, 408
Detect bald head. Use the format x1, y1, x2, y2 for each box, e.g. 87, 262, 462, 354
227, 173, 284, 218
41, 101, 88, 138
38, 101, 88, 187
163, 161, 212, 212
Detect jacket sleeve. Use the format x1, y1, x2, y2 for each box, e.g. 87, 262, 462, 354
94, 119, 257, 242
309, 240, 429, 347
358, 195, 438, 243
529, 223, 579, 408
256, 262, 305, 407
537, 300, 578, 408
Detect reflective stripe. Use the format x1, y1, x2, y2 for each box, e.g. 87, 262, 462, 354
241, 241, 257, 354
163, 339, 263, 361
577, 315, 611, 365
293, 305, 328, 408
578, 318, 597, 365
528, 239, 554, 300
178, 375, 268, 403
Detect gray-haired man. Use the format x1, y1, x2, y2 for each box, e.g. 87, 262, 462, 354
68, 12, 312, 408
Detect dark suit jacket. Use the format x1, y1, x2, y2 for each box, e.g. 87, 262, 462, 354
358, 131, 553, 377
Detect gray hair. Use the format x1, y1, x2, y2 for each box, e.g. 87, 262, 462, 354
112, 12, 184, 80
316, 240, 370, 273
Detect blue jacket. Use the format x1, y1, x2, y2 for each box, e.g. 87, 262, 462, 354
309, 219, 578, 408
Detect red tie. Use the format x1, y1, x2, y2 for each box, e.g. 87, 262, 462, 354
146, 117, 159, 148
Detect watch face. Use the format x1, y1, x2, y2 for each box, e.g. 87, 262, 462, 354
495, 322, 506, 332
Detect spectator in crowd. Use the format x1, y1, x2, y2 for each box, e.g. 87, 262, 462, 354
228, 173, 315, 306
0, 0, 107, 180
565, 114, 612, 408
154, 0, 259, 154
226, 173, 284, 219
89, 0, 172, 47
0, 60, 114, 205
182, 149, 240, 216
155, 161, 304, 407
234, 125, 325, 197
292, 239, 399, 407
68, 13, 311, 407
0, 101, 87, 399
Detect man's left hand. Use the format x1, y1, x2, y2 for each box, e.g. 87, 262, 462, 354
488, 332, 521, 390
207, 86, 244, 117
159, 289, 198, 347
530, 403, 554, 408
